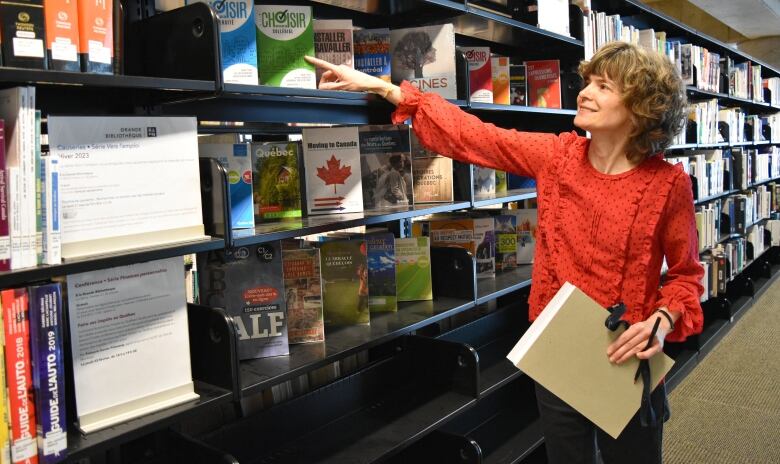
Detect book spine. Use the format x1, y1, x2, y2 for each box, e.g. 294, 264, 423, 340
0, 119, 10, 271
34, 111, 42, 266
1, 288, 39, 464
41, 155, 60, 266
28, 283, 67, 463
8, 167, 24, 270
17, 87, 31, 269
77, 0, 113, 73
25, 88, 36, 268
0, 293, 12, 464
44, 0, 80, 71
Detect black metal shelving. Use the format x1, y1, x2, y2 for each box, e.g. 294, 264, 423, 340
477, 266, 533, 305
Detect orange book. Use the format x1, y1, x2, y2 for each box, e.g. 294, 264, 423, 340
77, 0, 112, 73
45, 0, 80, 71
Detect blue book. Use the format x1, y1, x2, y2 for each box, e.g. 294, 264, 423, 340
28, 282, 67, 463
365, 232, 396, 312
507, 173, 536, 190
354, 28, 391, 81
199, 143, 255, 230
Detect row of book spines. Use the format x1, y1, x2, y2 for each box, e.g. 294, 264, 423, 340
0, 0, 113, 73
0, 283, 67, 464
0, 112, 61, 272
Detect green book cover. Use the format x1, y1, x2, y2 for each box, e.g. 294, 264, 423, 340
496, 170, 507, 195
252, 141, 302, 220
395, 236, 433, 301
320, 239, 369, 325
255, 5, 316, 88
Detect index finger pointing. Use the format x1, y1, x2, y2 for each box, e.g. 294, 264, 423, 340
304, 55, 338, 71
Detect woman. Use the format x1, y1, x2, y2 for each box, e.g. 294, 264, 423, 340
306, 41, 703, 464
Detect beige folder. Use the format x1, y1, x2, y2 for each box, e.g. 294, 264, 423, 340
507, 282, 675, 438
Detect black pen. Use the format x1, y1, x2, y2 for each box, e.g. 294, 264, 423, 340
634, 317, 662, 383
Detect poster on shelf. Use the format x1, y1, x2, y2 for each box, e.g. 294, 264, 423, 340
47, 116, 207, 260
66, 256, 199, 434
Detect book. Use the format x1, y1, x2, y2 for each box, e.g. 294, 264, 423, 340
0, 295, 10, 464
494, 214, 517, 271
395, 236, 433, 301
390, 24, 457, 99
313, 19, 354, 85
77, 0, 113, 73
0, 0, 46, 69
34, 110, 42, 264
199, 243, 290, 359
507, 173, 536, 190
358, 124, 413, 210
430, 217, 494, 278
353, 28, 391, 82
28, 283, 67, 463
475, 218, 495, 278
0, 119, 8, 271
410, 133, 453, 203
255, 4, 316, 88
473, 165, 496, 199
303, 126, 363, 215
506, 282, 674, 439
510, 64, 526, 105
461, 47, 493, 103
495, 170, 507, 195
44, 0, 80, 71
198, 143, 255, 230
504, 208, 537, 264
526, 60, 561, 108
41, 154, 61, 265
251, 141, 303, 220
1, 288, 38, 464
282, 247, 324, 344
67, 257, 199, 433
491, 56, 510, 105
365, 232, 396, 312
320, 239, 369, 325
189, 0, 258, 84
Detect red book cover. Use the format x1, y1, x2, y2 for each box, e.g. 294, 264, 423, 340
462, 47, 493, 103
1, 288, 38, 464
525, 59, 561, 109
0, 120, 9, 271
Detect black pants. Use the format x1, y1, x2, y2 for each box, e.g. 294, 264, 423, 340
534, 382, 666, 464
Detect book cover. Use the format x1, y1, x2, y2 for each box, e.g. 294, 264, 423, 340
0, 119, 8, 271
282, 247, 324, 344
473, 165, 496, 199
429, 218, 477, 254
198, 143, 255, 230
28, 283, 67, 464
510, 64, 526, 105
365, 232, 396, 312
255, 5, 316, 88
0, 293, 11, 464
303, 126, 363, 215
1, 288, 38, 464
411, 132, 453, 203
507, 173, 536, 190
252, 141, 302, 220
41, 155, 60, 265
504, 208, 537, 264
390, 24, 457, 100
354, 28, 390, 82
320, 239, 369, 325
395, 236, 433, 301
506, 282, 674, 439
491, 55, 510, 105
474, 217, 495, 278
313, 19, 354, 85
526, 60, 561, 108
77, 0, 113, 73
494, 214, 517, 271
189, 0, 257, 84
0, 0, 46, 69
44, 0, 79, 71
198, 242, 290, 359
359, 124, 413, 210
495, 170, 507, 195
461, 47, 493, 103
35, 110, 42, 265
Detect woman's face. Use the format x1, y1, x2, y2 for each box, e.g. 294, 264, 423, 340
574, 73, 633, 135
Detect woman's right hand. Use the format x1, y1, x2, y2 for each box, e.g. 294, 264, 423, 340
304, 56, 402, 105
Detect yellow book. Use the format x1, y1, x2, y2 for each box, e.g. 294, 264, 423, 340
0, 295, 10, 464
507, 282, 674, 439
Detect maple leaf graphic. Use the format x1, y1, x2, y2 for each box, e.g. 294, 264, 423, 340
316, 155, 352, 194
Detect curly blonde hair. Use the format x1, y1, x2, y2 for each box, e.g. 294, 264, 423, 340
578, 41, 687, 163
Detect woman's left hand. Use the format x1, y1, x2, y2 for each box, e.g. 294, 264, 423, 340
606, 315, 670, 364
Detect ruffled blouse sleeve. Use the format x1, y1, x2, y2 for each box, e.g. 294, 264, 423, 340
391, 81, 567, 180
655, 170, 705, 342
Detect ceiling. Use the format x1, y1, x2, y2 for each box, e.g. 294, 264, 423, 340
687, 0, 780, 39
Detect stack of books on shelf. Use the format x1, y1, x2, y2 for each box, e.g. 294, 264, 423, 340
728, 59, 765, 102
765, 77, 780, 107
718, 108, 745, 143
667, 150, 726, 199
688, 99, 720, 145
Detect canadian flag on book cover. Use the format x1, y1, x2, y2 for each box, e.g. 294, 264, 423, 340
303, 126, 364, 215
526, 60, 562, 109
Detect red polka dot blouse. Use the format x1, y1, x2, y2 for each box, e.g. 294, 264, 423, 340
392, 81, 704, 342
